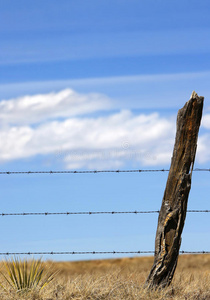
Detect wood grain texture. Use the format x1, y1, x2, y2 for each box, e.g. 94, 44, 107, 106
145, 92, 204, 288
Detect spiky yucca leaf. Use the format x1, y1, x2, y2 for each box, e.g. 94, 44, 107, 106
0, 257, 57, 294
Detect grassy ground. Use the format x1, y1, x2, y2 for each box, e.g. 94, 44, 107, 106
0, 254, 209, 299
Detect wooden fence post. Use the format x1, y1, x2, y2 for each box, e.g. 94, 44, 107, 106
145, 91, 204, 289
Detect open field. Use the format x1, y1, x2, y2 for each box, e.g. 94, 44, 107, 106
0, 254, 209, 299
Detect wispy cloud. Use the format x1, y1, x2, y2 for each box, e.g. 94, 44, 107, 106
1, 29, 210, 65
1, 71, 210, 110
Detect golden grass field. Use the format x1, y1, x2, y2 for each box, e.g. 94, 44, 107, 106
0, 254, 209, 299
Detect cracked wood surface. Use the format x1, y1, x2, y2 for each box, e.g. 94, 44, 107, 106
145, 92, 204, 288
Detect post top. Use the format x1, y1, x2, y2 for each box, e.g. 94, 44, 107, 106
190, 91, 198, 99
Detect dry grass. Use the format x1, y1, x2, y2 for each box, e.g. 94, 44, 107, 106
0, 254, 209, 299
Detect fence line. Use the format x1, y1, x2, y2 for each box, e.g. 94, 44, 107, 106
0, 168, 210, 175
0, 251, 209, 256
1, 167, 209, 257
1, 210, 210, 217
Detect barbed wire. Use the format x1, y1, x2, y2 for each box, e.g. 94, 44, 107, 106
0, 210, 209, 217
0, 168, 209, 259
0, 250, 209, 256
0, 168, 209, 175
0, 169, 169, 175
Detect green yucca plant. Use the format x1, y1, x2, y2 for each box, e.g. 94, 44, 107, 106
0, 257, 57, 294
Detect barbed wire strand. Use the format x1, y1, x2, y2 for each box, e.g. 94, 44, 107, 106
0, 251, 209, 256
0, 210, 209, 217
0, 168, 209, 175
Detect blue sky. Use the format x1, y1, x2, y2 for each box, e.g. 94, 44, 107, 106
0, 0, 210, 261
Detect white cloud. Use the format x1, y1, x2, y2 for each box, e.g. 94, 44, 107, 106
202, 114, 210, 129
0, 109, 176, 168
0, 88, 110, 125
197, 134, 210, 164
0, 88, 209, 169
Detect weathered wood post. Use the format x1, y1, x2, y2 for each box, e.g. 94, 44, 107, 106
145, 91, 204, 289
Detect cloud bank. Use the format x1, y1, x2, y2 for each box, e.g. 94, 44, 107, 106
0, 89, 209, 169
